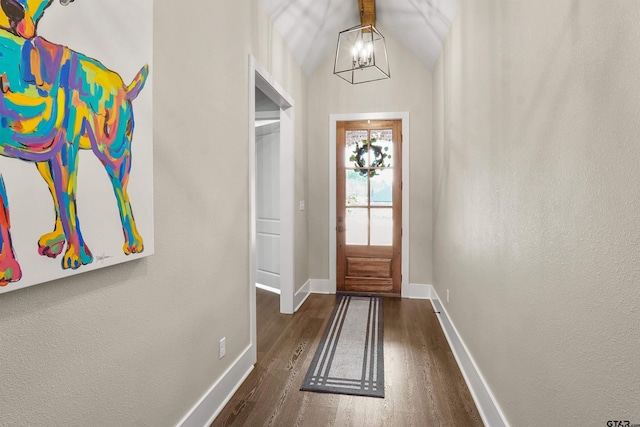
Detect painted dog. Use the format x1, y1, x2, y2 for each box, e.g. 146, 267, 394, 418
0, 0, 148, 285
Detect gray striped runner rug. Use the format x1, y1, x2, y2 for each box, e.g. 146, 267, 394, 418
300, 295, 384, 398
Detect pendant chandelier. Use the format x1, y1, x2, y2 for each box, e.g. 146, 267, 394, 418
333, 0, 390, 85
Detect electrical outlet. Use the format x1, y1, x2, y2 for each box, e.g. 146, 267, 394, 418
219, 337, 226, 359
299, 200, 305, 211
446, 289, 450, 303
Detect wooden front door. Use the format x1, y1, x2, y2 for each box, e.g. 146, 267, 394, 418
337, 120, 402, 295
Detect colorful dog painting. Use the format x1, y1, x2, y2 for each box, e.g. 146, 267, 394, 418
0, 0, 150, 288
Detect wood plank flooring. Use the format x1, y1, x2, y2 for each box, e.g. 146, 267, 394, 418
212, 289, 483, 426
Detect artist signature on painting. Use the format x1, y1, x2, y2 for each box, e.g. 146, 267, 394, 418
96, 253, 113, 263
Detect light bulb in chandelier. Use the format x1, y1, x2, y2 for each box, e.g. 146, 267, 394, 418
352, 41, 373, 68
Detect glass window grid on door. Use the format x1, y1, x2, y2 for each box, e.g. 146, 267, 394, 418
345, 129, 393, 246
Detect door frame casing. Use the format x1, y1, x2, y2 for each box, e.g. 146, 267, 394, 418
249, 56, 295, 362
330, 112, 410, 296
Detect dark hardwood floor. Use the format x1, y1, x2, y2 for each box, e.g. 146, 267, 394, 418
212, 289, 483, 426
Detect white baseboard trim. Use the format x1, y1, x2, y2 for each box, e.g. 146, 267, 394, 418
308, 280, 432, 299
256, 282, 281, 295
294, 280, 311, 311
309, 279, 334, 294
430, 289, 509, 427
177, 345, 254, 427
256, 270, 280, 290
402, 283, 433, 299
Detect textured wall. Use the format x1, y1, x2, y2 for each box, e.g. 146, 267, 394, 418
307, 27, 433, 285
0, 1, 308, 425
433, 1, 640, 424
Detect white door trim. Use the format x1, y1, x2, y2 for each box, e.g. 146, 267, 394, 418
249, 56, 296, 361
329, 112, 410, 295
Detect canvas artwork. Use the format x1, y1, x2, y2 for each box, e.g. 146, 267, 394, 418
0, 0, 153, 294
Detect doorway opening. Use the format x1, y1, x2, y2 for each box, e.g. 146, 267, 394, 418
249, 57, 295, 363
255, 87, 282, 296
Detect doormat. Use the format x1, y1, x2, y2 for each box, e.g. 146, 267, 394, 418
300, 295, 384, 398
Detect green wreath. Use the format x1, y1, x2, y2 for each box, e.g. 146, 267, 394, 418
349, 138, 391, 177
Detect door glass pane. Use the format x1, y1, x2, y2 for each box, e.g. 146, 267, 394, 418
370, 169, 392, 206
346, 170, 368, 206
345, 130, 369, 169
369, 129, 393, 169
346, 208, 368, 245
370, 209, 392, 246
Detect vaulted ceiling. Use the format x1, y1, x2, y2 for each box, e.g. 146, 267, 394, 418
259, 0, 459, 75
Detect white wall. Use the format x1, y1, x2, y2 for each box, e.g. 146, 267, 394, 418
307, 26, 433, 286
433, 1, 640, 424
0, 1, 308, 425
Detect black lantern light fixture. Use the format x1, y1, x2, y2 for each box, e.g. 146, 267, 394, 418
333, 0, 390, 84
